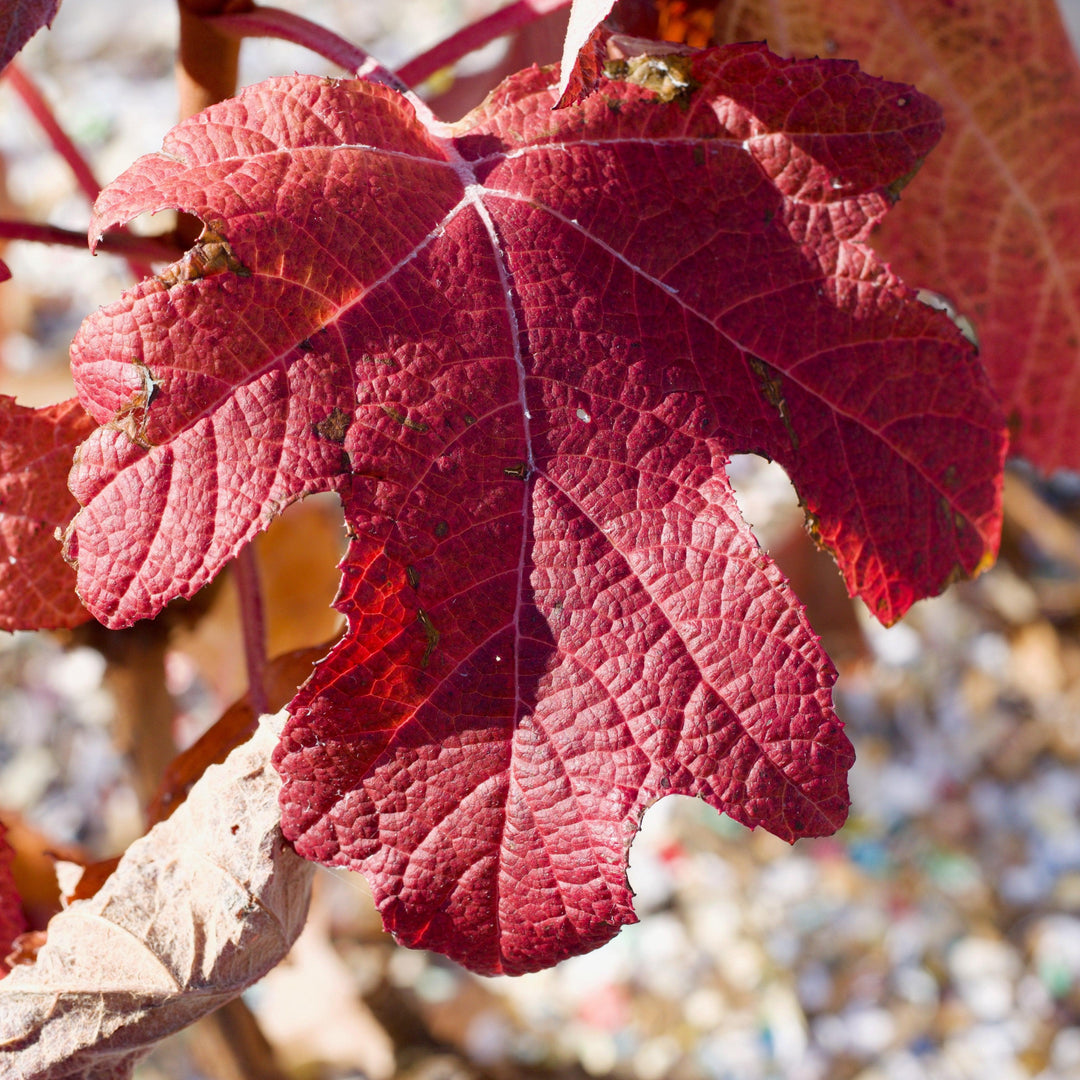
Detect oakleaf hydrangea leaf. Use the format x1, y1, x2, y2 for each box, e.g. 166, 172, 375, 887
66, 44, 1005, 972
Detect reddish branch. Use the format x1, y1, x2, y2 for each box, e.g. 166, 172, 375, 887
0, 219, 181, 261
397, 0, 571, 87
207, 5, 407, 90
2, 63, 157, 279
232, 545, 269, 719
3, 62, 100, 204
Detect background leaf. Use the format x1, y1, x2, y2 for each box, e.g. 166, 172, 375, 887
605, 0, 1080, 471
0, 713, 313, 1079
0, 0, 60, 74
0, 396, 93, 630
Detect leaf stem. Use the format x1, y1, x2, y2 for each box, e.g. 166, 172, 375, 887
396, 0, 571, 88
176, 0, 252, 125
233, 544, 269, 719
208, 5, 408, 91
3, 61, 101, 205
2, 63, 158, 279
0, 218, 181, 262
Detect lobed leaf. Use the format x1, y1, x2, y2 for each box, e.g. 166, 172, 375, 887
67, 46, 1005, 972
0, 396, 94, 630
607, 0, 1080, 471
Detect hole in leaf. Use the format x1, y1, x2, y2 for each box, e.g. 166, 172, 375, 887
725, 453, 802, 555
727, 454, 867, 664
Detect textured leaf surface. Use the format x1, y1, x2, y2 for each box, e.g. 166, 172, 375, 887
68, 47, 1004, 972
0, 819, 25, 978
0, 0, 60, 73
0, 714, 313, 1079
0, 396, 94, 630
556, 0, 613, 103
608, 0, 1080, 471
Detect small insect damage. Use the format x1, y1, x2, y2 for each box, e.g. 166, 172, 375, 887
109, 360, 164, 449
155, 224, 249, 289
916, 289, 979, 350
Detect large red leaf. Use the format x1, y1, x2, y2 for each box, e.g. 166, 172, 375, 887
66, 46, 1005, 972
604, 0, 1080, 471
0, 396, 93, 630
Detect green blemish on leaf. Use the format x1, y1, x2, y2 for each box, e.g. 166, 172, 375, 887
885, 160, 925, 203
380, 404, 429, 432
417, 607, 440, 668
749, 355, 799, 451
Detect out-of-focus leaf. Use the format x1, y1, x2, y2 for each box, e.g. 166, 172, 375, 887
0, 714, 313, 1078
0, 0, 60, 74
0, 396, 94, 630
603, 0, 1080, 470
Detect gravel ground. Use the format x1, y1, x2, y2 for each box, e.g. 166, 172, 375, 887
3, 3, 1080, 1079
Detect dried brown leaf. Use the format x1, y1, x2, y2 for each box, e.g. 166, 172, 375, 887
0, 713, 313, 1080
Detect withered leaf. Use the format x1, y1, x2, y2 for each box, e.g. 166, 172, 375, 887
0, 714, 313, 1079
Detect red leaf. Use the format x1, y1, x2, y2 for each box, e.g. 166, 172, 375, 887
0, 396, 94, 630
67, 46, 1005, 972
840, 0, 1080, 472
0, 0, 60, 73
0, 819, 26, 977
555, 0, 613, 105
620, 0, 1080, 471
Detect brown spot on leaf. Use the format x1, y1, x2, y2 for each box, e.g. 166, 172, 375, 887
417, 607, 440, 668
749, 355, 799, 450
108, 360, 163, 449
155, 225, 248, 288
314, 407, 350, 444
379, 404, 429, 432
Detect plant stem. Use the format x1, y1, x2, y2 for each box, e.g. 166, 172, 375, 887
208, 5, 407, 91
3, 62, 101, 205
174, 0, 254, 245
397, 0, 571, 88
176, 0, 254, 124
0, 218, 181, 262
233, 544, 269, 719
2, 63, 157, 279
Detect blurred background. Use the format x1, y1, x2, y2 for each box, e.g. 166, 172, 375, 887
4, 2, 1080, 1078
